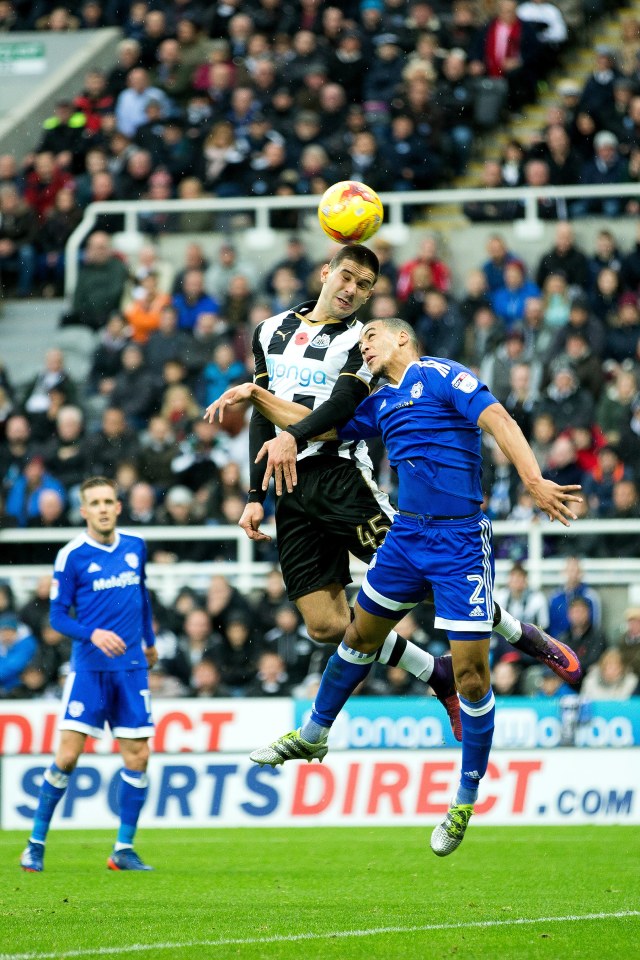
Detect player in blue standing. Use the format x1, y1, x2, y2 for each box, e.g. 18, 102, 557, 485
20, 476, 157, 872
245, 318, 582, 855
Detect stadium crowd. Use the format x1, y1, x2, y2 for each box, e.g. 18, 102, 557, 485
1, 1, 640, 701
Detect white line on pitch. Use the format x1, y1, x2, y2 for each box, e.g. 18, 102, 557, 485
1, 910, 638, 960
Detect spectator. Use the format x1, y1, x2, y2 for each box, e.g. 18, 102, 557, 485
137, 416, 180, 491
548, 557, 602, 638
5, 456, 65, 528
191, 657, 231, 698
82, 406, 140, 476
545, 295, 605, 365
491, 656, 523, 696
602, 478, 640, 558
545, 332, 602, 401
434, 49, 475, 175
536, 222, 589, 292
536, 366, 595, 431
179, 608, 219, 671
124, 271, 171, 344
604, 294, 640, 364
464, 305, 504, 371
413, 289, 465, 360
204, 243, 252, 303
198, 122, 249, 198
579, 45, 619, 128
115, 67, 172, 138
172, 269, 220, 331
480, 330, 539, 405
617, 394, 640, 473
581, 647, 639, 700
573, 131, 628, 218
468, 0, 540, 111
0, 414, 32, 491
153, 486, 208, 563
120, 481, 158, 527
245, 650, 292, 697
559, 597, 608, 680
0, 185, 37, 297
88, 312, 130, 395
520, 158, 567, 220
262, 603, 321, 685
618, 607, 640, 676
35, 103, 87, 170
108, 343, 158, 429
62, 231, 129, 331
40, 405, 86, 493
494, 562, 549, 631
463, 160, 520, 222
396, 235, 451, 302
491, 261, 541, 330
482, 234, 523, 292
0, 612, 37, 697
22, 348, 76, 416
36, 187, 82, 296
542, 434, 585, 489
217, 612, 258, 694
597, 368, 638, 446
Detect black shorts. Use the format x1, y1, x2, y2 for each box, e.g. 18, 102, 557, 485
275, 455, 394, 601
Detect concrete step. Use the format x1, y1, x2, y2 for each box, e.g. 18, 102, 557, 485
0, 297, 95, 388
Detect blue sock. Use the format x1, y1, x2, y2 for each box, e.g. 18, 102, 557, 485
302, 642, 376, 742
115, 769, 148, 849
31, 763, 70, 844
456, 688, 495, 807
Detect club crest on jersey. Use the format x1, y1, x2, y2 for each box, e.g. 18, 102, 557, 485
310, 333, 331, 348
410, 381, 423, 399
295, 332, 309, 345
125, 553, 139, 569
452, 371, 478, 394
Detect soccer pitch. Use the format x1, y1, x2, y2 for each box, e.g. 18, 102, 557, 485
1, 827, 638, 960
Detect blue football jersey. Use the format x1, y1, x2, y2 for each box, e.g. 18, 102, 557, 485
50, 530, 155, 672
339, 358, 498, 514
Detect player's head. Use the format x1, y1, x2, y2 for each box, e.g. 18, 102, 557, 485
79, 476, 121, 541
359, 317, 419, 381
318, 245, 379, 320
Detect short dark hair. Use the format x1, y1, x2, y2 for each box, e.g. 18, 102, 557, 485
80, 476, 117, 498
328, 244, 380, 282
361, 315, 418, 350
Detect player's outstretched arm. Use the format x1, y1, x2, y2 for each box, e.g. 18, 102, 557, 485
478, 403, 582, 527
204, 383, 311, 428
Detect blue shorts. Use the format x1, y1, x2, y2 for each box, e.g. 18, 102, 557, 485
357, 511, 494, 636
59, 668, 154, 740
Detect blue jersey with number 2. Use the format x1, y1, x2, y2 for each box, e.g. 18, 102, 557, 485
339, 358, 498, 515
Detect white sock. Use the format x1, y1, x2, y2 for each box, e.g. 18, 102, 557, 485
114, 842, 133, 852
494, 608, 522, 644
377, 630, 435, 681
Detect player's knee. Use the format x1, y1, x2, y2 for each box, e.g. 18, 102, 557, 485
454, 662, 490, 702
344, 621, 381, 655
306, 618, 348, 645
55, 751, 80, 774
121, 740, 150, 771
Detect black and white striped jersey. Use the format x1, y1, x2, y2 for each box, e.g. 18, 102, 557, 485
253, 300, 374, 470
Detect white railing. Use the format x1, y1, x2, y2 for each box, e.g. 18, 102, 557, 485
2, 519, 640, 605
64, 183, 640, 295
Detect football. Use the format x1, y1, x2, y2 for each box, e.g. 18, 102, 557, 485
317, 180, 384, 244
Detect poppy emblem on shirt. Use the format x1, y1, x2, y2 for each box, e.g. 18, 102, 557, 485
411, 382, 423, 399
295, 332, 309, 345
125, 553, 139, 569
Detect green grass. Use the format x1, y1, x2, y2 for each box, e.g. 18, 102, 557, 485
1, 827, 638, 960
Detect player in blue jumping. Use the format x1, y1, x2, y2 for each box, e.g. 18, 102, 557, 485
20, 476, 157, 873
242, 317, 581, 855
